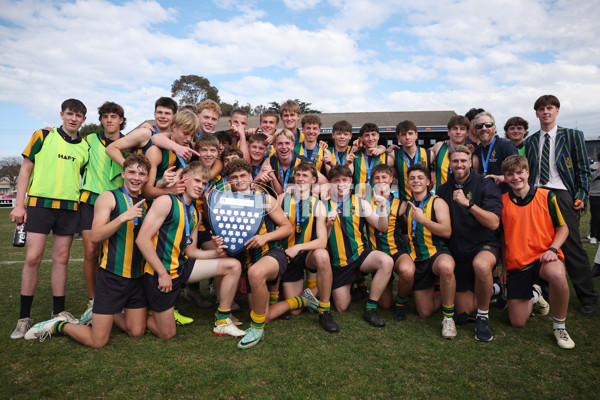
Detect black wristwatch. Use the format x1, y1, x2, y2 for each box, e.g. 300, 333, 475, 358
466, 199, 474, 210
548, 247, 558, 254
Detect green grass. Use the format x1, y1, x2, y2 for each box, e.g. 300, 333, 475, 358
1, 208, 600, 399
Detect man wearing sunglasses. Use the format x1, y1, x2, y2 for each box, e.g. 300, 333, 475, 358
472, 112, 518, 191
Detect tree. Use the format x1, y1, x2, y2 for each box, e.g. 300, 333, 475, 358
79, 123, 102, 139
0, 156, 22, 193
268, 99, 320, 114
171, 75, 221, 106
220, 101, 254, 117
252, 105, 267, 116
220, 102, 234, 117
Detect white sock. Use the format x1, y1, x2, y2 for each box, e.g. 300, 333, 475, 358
492, 283, 502, 296
553, 316, 566, 330
532, 290, 539, 304
476, 308, 489, 319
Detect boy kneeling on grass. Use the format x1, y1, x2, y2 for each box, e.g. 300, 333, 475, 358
25, 154, 150, 347
500, 155, 574, 349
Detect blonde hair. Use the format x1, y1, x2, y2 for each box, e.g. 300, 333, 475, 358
172, 109, 200, 134
273, 128, 295, 143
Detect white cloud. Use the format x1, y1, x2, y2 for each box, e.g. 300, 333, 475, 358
283, 0, 323, 12
1, 0, 600, 158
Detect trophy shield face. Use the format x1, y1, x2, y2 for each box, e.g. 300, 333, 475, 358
207, 190, 266, 255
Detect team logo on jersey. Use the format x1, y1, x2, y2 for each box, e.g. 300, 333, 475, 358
207, 189, 265, 255
565, 157, 573, 169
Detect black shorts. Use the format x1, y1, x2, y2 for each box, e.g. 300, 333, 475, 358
392, 248, 408, 264
197, 229, 212, 244
454, 244, 500, 292
25, 206, 79, 235
246, 249, 288, 293
281, 251, 309, 283
144, 264, 193, 312
332, 249, 373, 290
507, 262, 541, 300
413, 251, 450, 291
79, 202, 95, 231
93, 267, 147, 314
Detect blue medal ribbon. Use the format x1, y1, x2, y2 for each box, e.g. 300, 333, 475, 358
334, 147, 347, 165
279, 155, 295, 192
303, 143, 317, 162
480, 136, 497, 174
410, 194, 430, 237
295, 198, 310, 234
403, 148, 419, 169
252, 165, 261, 179
176, 154, 188, 169
364, 152, 376, 181
120, 186, 139, 226
179, 195, 195, 245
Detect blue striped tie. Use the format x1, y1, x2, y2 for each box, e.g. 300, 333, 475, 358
539, 133, 551, 185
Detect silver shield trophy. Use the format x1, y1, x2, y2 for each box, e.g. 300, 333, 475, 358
207, 189, 266, 255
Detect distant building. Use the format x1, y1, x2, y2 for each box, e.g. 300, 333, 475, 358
585, 137, 600, 162
0, 177, 15, 196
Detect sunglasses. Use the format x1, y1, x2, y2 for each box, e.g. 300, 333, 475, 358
474, 122, 495, 129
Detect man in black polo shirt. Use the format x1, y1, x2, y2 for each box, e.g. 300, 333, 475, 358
438, 145, 503, 342
472, 111, 518, 191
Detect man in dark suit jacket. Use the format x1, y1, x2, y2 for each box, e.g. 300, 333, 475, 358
524, 94, 597, 315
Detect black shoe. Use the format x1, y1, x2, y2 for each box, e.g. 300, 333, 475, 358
581, 304, 598, 316
592, 264, 600, 277
393, 306, 406, 321
279, 312, 291, 320
474, 316, 493, 342
363, 309, 385, 327
453, 312, 476, 325
495, 284, 507, 310
319, 311, 339, 333
351, 286, 369, 302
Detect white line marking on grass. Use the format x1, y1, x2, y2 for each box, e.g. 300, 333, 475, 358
0, 258, 84, 265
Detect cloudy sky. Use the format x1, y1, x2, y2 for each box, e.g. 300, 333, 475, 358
1, 0, 599, 157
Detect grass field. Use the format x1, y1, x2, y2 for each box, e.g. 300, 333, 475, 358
1, 208, 599, 399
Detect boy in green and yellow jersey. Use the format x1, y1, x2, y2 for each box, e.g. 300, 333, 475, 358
351, 123, 394, 195
400, 165, 456, 339
294, 114, 332, 176
78, 101, 127, 325
137, 162, 245, 339
105, 97, 185, 164
366, 165, 413, 314
142, 110, 199, 200
325, 165, 393, 327
10, 99, 89, 339
503, 116, 529, 157
280, 99, 304, 144
429, 115, 469, 191
223, 159, 294, 349
393, 120, 433, 200
255, 129, 313, 196
24, 154, 150, 346
274, 161, 338, 333
324, 120, 354, 176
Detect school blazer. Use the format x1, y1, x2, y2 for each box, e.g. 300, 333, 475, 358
524, 126, 590, 203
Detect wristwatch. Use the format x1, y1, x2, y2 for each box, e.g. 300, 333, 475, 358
466, 199, 474, 210
548, 247, 558, 254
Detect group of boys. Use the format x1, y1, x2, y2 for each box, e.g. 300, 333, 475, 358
10, 95, 595, 351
